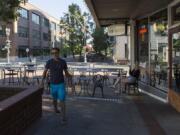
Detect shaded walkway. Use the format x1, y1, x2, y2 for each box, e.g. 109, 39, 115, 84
24, 93, 180, 135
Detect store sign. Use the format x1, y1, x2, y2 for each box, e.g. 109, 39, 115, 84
139, 28, 147, 34
107, 24, 125, 36
138, 25, 148, 42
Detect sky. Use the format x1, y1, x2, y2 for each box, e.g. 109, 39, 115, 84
29, 0, 89, 19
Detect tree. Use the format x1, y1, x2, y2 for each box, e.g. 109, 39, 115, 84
0, 0, 25, 23
92, 27, 109, 55
60, 3, 93, 58
60, 43, 70, 58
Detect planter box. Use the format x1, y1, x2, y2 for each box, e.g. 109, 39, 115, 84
168, 89, 180, 112
0, 86, 43, 135
0, 87, 24, 102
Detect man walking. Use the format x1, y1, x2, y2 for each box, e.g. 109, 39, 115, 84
41, 47, 72, 124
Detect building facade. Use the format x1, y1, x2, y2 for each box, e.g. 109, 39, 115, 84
112, 35, 130, 64
0, 2, 65, 60
134, 0, 180, 111
107, 24, 131, 64
85, 0, 180, 112
136, 9, 169, 92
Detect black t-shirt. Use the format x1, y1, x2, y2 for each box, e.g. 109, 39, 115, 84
45, 58, 68, 84
129, 69, 140, 79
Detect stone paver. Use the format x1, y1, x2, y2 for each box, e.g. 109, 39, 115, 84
23, 93, 180, 135
24, 96, 147, 135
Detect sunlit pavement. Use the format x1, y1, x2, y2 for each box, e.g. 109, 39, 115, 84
1, 62, 180, 135
23, 89, 180, 135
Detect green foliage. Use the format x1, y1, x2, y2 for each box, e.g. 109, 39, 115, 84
74, 44, 83, 54
155, 22, 168, 36
92, 27, 109, 55
156, 23, 166, 31
173, 39, 180, 49
60, 44, 70, 56
60, 3, 93, 57
0, 0, 25, 23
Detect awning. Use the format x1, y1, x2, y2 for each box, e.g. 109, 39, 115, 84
85, 0, 173, 27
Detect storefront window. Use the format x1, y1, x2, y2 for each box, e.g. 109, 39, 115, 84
149, 9, 168, 91
172, 3, 180, 25
172, 32, 180, 92
137, 18, 149, 83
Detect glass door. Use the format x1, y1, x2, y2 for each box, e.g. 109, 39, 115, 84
169, 24, 180, 92
171, 32, 180, 92
149, 20, 168, 91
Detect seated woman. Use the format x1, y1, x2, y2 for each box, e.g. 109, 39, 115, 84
111, 64, 140, 89
124, 64, 140, 91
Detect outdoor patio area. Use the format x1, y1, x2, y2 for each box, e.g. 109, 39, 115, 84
23, 90, 180, 135
2, 62, 179, 135
1, 0, 180, 134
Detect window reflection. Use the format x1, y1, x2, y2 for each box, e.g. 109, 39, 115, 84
172, 32, 180, 92
137, 18, 149, 83
172, 3, 180, 25
32, 13, 40, 25
149, 20, 168, 91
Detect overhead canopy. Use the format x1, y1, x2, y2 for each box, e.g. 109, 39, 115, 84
85, 0, 173, 27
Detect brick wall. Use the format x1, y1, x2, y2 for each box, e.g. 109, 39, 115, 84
0, 86, 43, 135
168, 90, 180, 112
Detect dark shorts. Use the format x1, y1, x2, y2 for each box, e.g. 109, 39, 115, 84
50, 83, 66, 101
127, 76, 136, 83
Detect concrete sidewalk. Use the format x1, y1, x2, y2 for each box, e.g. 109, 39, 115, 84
24, 93, 180, 135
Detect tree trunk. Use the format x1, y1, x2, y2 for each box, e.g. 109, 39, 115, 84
105, 48, 107, 56
72, 52, 75, 58
70, 46, 75, 59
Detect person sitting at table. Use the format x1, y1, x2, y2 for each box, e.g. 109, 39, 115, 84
123, 64, 140, 92
110, 64, 140, 89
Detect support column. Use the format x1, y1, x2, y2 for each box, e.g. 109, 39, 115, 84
11, 21, 18, 60
130, 20, 136, 67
